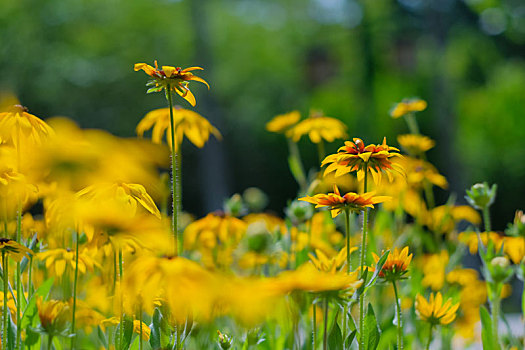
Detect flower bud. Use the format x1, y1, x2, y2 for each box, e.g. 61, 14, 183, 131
285, 200, 314, 225
243, 187, 269, 213
488, 256, 513, 283
223, 193, 246, 217
465, 182, 497, 210
217, 330, 232, 350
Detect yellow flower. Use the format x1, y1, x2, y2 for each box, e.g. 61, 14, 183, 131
77, 182, 161, 219
266, 110, 301, 134
134, 61, 209, 106
372, 246, 412, 281
136, 106, 221, 151
458, 231, 503, 255
446, 268, 479, 286
421, 250, 449, 291
133, 320, 151, 341
0, 238, 32, 262
37, 248, 98, 278
308, 246, 357, 274
390, 98, 427, 118
37, 298, 71, 335
424, 205, 481, 235
299, 185, 390, 218
0, 166, 38, 219
400, 157, 448, 190
0, 105, 54, 151
288, 110, 347, 144
397, 134, 435, 155
415, 292, 459, 325
183, 213, 247, 251
322, 137, 404, 184
503, 236, 525, 264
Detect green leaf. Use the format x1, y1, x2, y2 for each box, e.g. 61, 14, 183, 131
480, 306, 496, 350
328, 321, 343, 349
345, 330, 357, 349
120, 316, 134, 350
365, 250, 390, 290
363, 303, 380, 350
149, 308, 162, 350
287, 155, 306, 188
97, 326, 108, 349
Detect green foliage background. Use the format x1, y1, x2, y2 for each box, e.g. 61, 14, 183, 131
1, 0, 524, 229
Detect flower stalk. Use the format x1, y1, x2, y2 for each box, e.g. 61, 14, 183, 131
2, 251, 7, 350
323, 297, 329, 350
358, 164, 369, 350
392, 280, 403, 350
166, 84, 180, 256
70, 231, 80, 349
425, 324, 434, 350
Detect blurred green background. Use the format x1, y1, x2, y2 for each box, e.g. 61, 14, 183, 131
1, 0, 524, 229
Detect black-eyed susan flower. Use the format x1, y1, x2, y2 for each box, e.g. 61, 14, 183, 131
415, 292, 459, 325
266, 110, 301, 134
322, 137, 404, 184
503, 236, 525, 264
37, 248, 98, 279
397, 134, 435, 156
0, 238, 32, 262
288, 110, 347, 144
136, 106, 221, 151
134, 61, 209, 106
133, 320, 151, 341
373, 246, 412, 282
0, 166, 37, 219
390, 98, 427, 119
0, 105, 54, 151
309, 246, 357, 274
421, 250, 449, 291
37, 298, 71, 336
299, 185, 390, 218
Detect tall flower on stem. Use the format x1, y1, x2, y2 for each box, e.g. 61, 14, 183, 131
321, 137, 403, 350
373, 247, 413, 350
390, 98, 427, 134
415, 292, 459, 350
135, 61, 210, 256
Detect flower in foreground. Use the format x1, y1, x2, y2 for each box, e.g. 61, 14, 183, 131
373, 246, 412, 281
37, 298, 71, 335
134, 61, 209, 106
0, 238, 33, 262
136, 106, 221, 151
390, 98, 427, 119
309, 246, 357, 274
0, 104, 54, 150
415, 292, 459, 325
299, 185, 390, 218
288, 110, 347, 143
322, 137, 404, 184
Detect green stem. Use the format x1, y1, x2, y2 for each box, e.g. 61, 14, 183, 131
16, 207, 21, 350
313, 303, 317, 349
287, 138, 307, 191
359, 167, 369, 350
176, 147, 182, 256
423, 181, 435, 210
119, 249, 124, 349
491, 294, 500, 348
404, 113, 420, 135
139, 302, 143, 350
166, 85, 179, 256
392, 281, 403, 350
317, 140, 326, 165
425, 324, 434, 350
483, 206, 492, 232
323, 297, 329, 350
47, 334, 53, 350
345, 209, 351, 274
343, 303, 347, 348
28, 256, 33, 299
3, 252, 7, 350
70, 231, 80, 349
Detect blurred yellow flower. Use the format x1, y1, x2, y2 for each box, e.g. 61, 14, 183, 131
134, 61, 209, 106
266, 110, 300, 134
136, 106, 221, 151
309, 246, 357, 274
421, 250, 449, 291
37, 248, 98, 278
503, 236, 525, 264
133, 320, 151, 341
322, 137, 404, 184
288, 110, 347, 144
415, 292, 459, 325
184, 213, 246, 251
425, 205, 480, 235
390, 98, 427, 119
458, 231, 503, 255
299, 185, 390, 218
0, 105, 54, 152
37, 298, 71, 335
397, 134, 435, 155
0, 166, 38, 219
0, 238, 32, 262
373, 246, 412, 281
